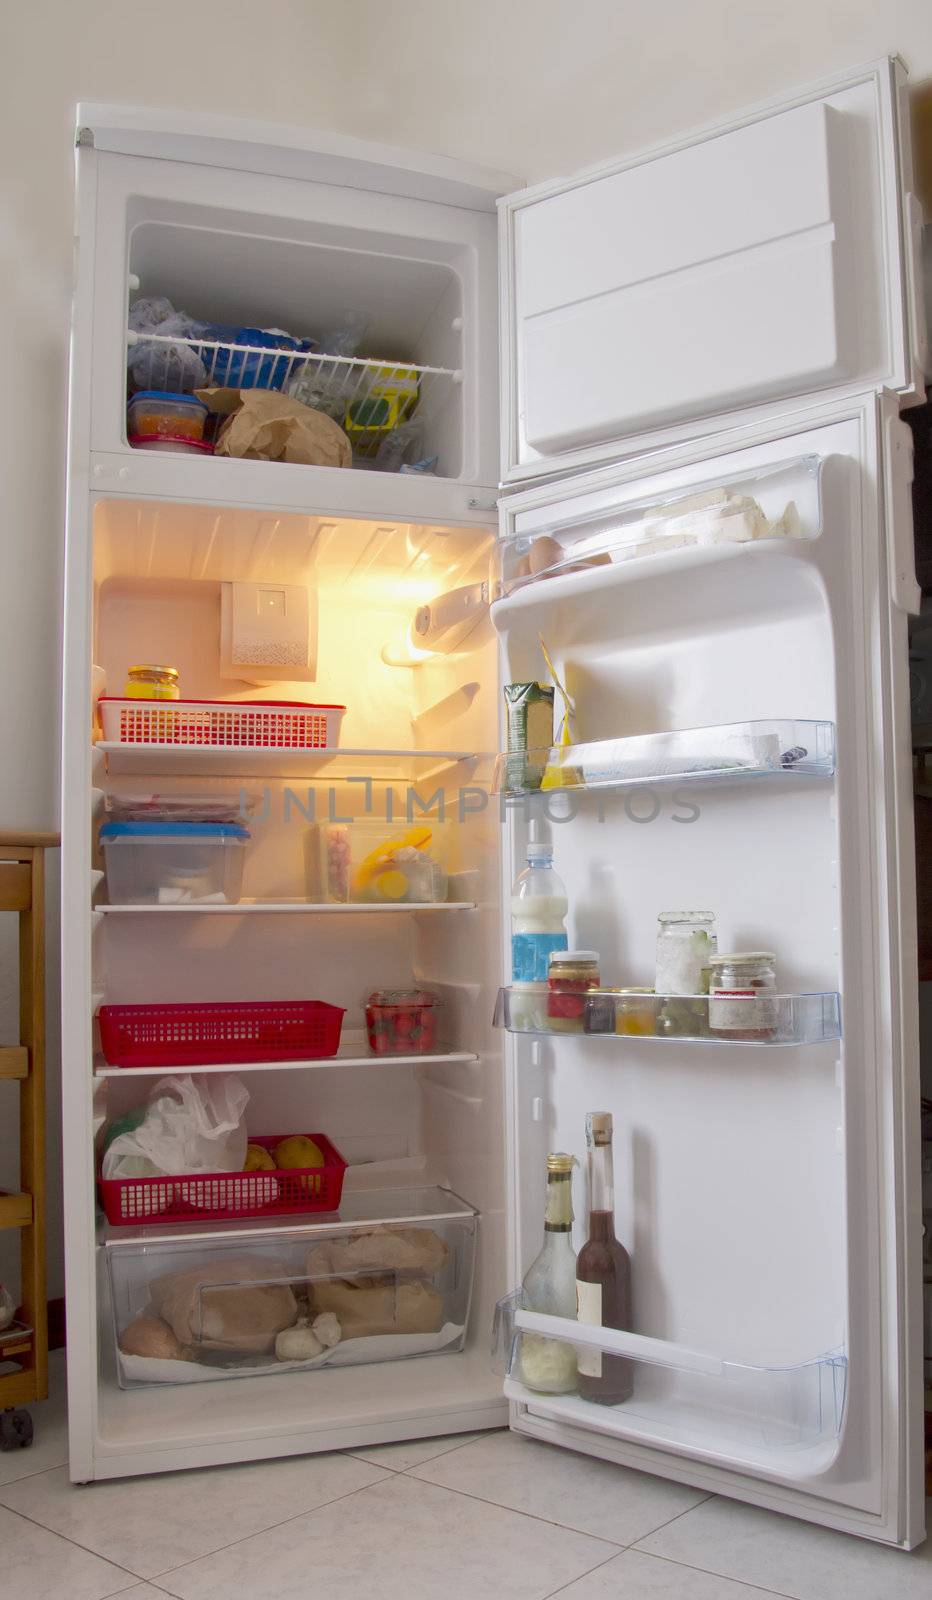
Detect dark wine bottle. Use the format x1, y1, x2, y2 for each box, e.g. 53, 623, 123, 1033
575, 1111, 633, 1404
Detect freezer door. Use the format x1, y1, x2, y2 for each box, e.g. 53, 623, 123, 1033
500, 58, 927, 483
494, 392, 924, 1546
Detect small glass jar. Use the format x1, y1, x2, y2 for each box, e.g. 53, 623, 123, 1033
124, 664, 180, 701
584, 989, 620, 1035
615, 987, 657, 1037
365, 989, 440, 1055
708, 953, 777, 1040
547, 951, 600, 1032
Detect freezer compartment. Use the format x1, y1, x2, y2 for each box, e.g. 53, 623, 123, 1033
494, 1292, 846, 1457
495, 455, 822, 600
494, 988, 842, 1046
124, 204, 468, 480
304, 818, 456, 904
494, 719, 836, 797
104, 1188, 478, 1388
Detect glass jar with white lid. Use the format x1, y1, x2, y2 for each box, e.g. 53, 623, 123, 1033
708, 952, 777, 1040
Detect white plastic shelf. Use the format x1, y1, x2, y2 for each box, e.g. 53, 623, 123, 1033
494, 988, 841, 1047
96, 900, 477, 915
99, 744, 480, 781
493, 1292, 846, 1462
494, 719, 835, 797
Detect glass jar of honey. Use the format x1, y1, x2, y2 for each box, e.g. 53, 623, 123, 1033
124, 664, 180, 701
615, 987, 657, 1037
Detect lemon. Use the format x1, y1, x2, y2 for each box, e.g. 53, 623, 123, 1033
273, 1136, 325, 1170
244, 1143, 276, 1172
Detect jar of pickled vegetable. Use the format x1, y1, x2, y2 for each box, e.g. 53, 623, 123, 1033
124, 664, 180, 700
547, 951, 600, 1032
708, 953, 777, 1040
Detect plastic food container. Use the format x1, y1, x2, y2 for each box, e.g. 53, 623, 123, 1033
98, 1131, 347, 1227
98, 999, 346, 1068
365, 990, 441, 1055
127, 391, 208, 441
100, 821, 249, 905
105, 1186, 476, 1387
127, 435, 214, 455
304, 820, 451, 904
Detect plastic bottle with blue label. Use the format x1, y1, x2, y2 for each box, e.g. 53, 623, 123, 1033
511, 824, 568, 981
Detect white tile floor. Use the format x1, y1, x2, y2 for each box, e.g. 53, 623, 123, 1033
0, 1354, 928, 1600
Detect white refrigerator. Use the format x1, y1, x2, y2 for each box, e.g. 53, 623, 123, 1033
61, 55, 927, 1547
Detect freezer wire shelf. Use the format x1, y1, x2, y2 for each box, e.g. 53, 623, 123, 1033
495, 719, 836, 797
495, 988, 842, 1047
493, 1293, 847, 1454
99, 698, 344, 751
125, 331, 462, 459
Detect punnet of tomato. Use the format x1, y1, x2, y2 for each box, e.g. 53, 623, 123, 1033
364, 989, 441, 1056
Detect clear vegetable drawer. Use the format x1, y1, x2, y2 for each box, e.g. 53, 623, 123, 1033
104, 1187, 477, 1388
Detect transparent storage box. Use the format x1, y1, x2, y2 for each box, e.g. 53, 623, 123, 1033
105, 1187, 477, 1388
304, 819, 452, 904
100, 821, 249, 905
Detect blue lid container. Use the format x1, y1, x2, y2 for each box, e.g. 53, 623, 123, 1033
196, 327, 307, 391
100, 822, 250, 840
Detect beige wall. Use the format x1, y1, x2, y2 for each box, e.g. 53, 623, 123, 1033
3, 0, 932, 1297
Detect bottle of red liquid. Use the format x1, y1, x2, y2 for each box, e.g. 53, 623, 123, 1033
575, 1111, 633, 1404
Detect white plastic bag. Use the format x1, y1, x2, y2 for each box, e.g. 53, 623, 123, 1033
102, 1075, 249, 1180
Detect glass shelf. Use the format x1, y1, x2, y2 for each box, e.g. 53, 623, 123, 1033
493, 1291, 846, 1455
494, 719, 835, 797
494, 988, 841, 1047
98, 744, 481, 782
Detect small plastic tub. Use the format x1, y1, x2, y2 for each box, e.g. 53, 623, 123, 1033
100, 821, 249, 905
365, 989, 441, 1055
127, 392, 209, 442
127, 435, 214, 455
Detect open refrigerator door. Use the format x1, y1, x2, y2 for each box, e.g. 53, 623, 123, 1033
491, 390, 925, 1546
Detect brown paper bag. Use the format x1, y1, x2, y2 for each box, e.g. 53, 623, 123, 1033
197, 387, 352, 468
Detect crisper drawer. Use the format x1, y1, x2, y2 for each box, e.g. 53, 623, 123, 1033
104, 1188, 477, 1389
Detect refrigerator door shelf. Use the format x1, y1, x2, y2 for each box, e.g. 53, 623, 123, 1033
495, 452, 824, 600
494, 988, 841, 1047
493, 719, 836, 797
493, 1293, 846, 1471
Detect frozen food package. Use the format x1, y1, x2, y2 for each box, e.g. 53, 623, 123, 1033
197, 387, 352, 467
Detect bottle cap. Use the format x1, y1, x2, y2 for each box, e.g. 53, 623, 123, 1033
546, 1152, 577, 1174
586, 1112, 613, 1145
549, 950, 599, 964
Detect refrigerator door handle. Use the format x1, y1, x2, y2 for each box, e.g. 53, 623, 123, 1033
513, 1308, 726, 1377
883, 407, 920, 615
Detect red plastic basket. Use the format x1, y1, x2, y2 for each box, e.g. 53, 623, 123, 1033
99, 697, 345, 751
98, 1000, 345, 1068
98, 1132, 347, 1225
